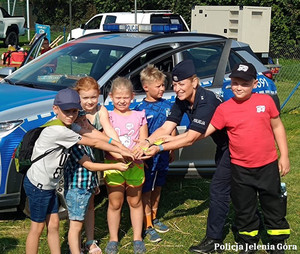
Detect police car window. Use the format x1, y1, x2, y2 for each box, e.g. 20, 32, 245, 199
117, 47, 174, 93
227, 51, 243, 73
8, 43, 130, 91
182, 44, 224, 79
86, 16, 102, 29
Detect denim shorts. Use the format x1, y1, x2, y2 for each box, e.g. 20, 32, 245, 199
23, 175, 58, 222
65, 188, 93, 221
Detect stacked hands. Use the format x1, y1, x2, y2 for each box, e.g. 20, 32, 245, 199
113, 136, 175, 171
132, 135, 174, 159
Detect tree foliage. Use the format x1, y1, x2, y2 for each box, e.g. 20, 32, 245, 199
30, 0, 300, 50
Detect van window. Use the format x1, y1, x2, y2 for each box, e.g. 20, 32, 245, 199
86, 16, 103, 29
104, 15, 117, 24
150, 14, 188, 31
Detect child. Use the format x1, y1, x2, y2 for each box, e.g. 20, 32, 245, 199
134, 65, 175, 243
65, 111, 128, 254
74, 77, 130, 253
104, 77, 148, 254
205, 63, 290, 254
23, 88, 133, 254
74, 76, 126, 161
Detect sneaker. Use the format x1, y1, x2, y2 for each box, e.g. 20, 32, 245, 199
152, 218, 169, 233
105, 241, 119, 254
133, 240, 146, 254
144, 227, 162, 243
189, 236, 223, 253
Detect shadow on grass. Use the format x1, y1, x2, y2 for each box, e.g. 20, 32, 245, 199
159, 176, 211, 220
0, 210, 26, 220
0, 237, 19, 252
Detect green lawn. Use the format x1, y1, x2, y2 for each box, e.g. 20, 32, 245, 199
0, 112, 299, 253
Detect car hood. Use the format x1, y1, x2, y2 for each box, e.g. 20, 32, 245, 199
0, 83, 57, 121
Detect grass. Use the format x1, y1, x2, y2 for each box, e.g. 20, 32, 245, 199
0, 112, 299, 253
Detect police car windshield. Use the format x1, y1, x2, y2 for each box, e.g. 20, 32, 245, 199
7, 42, 130, 91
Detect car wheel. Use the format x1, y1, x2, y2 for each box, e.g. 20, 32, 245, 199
5, 30, 18, 46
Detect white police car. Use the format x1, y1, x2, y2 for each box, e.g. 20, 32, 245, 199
0, 24, 278, 212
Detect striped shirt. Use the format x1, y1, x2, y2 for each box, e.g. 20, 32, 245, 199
64, 144, 98, 190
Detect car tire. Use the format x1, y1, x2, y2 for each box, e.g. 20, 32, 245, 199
5, 30, 19, 46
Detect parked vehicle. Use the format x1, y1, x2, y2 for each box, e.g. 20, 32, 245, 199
0, 24, 278, 213
68, 10, 189, 40
0, 7, 25, 46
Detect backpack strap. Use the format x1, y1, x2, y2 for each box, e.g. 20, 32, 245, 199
31, 119, 65, 164
31, 147, 60, 164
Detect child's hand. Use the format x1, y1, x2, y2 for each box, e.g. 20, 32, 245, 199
140, 145, 159, 159
133, 139, 150, 154
120, 149, 135, 162
133, 145, 148, 159
278, 156, 290, 176
116, 162, 130, 172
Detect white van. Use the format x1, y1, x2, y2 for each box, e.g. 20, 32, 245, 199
68, 10, 189, 40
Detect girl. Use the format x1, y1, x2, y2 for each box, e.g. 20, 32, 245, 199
74, 77, 128, 254
105, 77, 148, 254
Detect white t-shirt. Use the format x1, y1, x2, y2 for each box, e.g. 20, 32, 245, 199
26, 125, 82, 190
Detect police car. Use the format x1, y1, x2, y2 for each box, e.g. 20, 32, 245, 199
0, 24, 278, 212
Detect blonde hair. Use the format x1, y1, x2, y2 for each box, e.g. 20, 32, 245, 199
187, 74, 199, 84
110, 76, 133, 94
74, 76, 100, 94
140, 64, 166, 85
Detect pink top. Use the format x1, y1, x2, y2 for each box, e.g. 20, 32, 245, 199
109, 110, 147, 150
211, 93, 279, 168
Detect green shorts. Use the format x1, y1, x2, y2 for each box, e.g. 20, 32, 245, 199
104, 160, 145, 187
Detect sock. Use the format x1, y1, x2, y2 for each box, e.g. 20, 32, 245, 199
152, 208, 158, 221
144, 213, 153, 229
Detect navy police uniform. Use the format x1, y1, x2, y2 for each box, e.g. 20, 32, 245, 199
168, 65, 231, 240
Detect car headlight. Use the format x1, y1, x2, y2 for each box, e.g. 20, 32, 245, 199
0, 120, 23, 132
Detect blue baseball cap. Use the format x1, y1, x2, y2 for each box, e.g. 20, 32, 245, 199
54, 88, 82, 110
172, 59, 196, 82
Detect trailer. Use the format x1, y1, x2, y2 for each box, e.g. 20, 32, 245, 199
191, 6, 271, 63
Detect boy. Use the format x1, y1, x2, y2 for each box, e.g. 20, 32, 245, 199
134, 65, 175, 242
23, 88, 133, 254
205, 63, 290, 254
65, 111, 129, 254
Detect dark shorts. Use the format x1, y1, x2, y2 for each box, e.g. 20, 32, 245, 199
23, 175, 58, 222
142, 168, 168, 193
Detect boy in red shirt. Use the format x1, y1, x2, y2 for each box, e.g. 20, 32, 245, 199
205, 63, 290, 254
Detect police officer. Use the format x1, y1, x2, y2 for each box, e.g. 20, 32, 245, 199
139, 59, 231, 253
